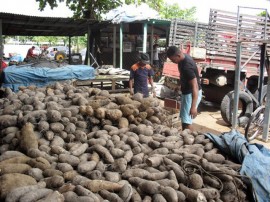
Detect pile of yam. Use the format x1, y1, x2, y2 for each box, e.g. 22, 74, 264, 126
0, 83, 251, 201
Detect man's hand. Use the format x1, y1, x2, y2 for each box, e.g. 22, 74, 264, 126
130, 89, 134, 96
153, 91, 156, 98
190, 106, 198, 119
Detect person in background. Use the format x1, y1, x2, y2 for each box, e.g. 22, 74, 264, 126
25, 46, 37, 60
153, 44, 160, 68
167, 46, 202, 131
129, 53, 156, 98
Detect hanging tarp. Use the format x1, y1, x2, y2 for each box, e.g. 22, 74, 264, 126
104, 3, 160, 24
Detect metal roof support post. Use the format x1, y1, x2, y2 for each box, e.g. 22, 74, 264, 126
113, 25, 116, 68
68, 36, 71, 64
150, 24, 154, 65
258, 43, 266, 105
263, 71, 270, 142
143, 23, 147, 53
232, 42, 242, 129
0, 19, 2, 70
87, 24, 91, 66
120, 23, 123, 69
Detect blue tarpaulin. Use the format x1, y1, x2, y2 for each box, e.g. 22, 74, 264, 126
205, 130, 270, 202
2, 64, 95, 91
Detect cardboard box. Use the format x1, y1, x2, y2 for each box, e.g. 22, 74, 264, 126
164, 98, 180, 110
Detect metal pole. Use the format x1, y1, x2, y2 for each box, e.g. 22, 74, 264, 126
236, 6, 240, 42
194, 22, 198, 47
68, 36, 71, 64
258, 43, 266, 105
150, 25, 154, 65
263, 74, 270, 141
0, 19, 3, 70
87, 25, 91, 66
143, 23, 148, 53
232, 42, 242, 129
120, 23, 123, 69
113, 25, 116, 68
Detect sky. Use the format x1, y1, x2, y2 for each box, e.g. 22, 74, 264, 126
0, 0, 269, 22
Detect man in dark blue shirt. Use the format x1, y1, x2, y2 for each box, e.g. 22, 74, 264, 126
129, 53, 155, 98
167, 46, 202, 131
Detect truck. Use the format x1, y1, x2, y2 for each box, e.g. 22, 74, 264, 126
163, 8, 270, 126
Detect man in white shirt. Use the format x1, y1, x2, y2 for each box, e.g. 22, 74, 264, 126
153, 44, 160, 68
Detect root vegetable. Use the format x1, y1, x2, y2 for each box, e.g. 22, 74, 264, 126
19, 188, 53, 202
0, 173, 37, 199
104, 171, 120, 182
189, 173, 203, 189
99, 190, 123, 202
0, 163, 31, 174
82, 180, 123, 193
199, 188, 220, 200
118, 183, 133, 202
153, 194, 166, 202
44, 175, 65, 188
0, 115, 17, 129
43, 169, 63, 177
138, 181, 160, 195
47, 110, 62, 122
28, 157, 51, 170
37, 191, 65, 202
59, 154, 80, 166
77, 161, 97, 174
178, 183, 206, 202
160, 186, 178, 202
88, 145, 114, 164
57, 163, 73, 173
203, 153, 225, 164
71, 143, 89, 157
5, 182, 46, 202
27, 168, 44, 181
20, 123, 38, 153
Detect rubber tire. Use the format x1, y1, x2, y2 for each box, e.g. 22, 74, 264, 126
220, 91, 253, 127
55, 51, 67, 62
245, 105, 265, 142
254, 85, 267, 107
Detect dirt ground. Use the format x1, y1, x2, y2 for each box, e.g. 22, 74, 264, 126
162, 100, 270, 149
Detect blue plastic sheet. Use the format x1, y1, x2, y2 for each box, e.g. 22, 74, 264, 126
205, 130, 270, 202
2, 64, 95, 91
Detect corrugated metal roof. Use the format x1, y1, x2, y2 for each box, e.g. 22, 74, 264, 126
0, 12, 108, 36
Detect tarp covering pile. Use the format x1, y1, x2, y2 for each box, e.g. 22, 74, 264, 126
205, 130, 270, 202
2, 64, 95, 91
104, 3, 160, 23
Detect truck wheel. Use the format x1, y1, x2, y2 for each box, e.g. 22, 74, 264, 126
55, 51, 66, 62
220, 91, 253, 127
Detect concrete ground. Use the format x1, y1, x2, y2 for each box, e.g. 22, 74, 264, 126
164, 100, 270, 149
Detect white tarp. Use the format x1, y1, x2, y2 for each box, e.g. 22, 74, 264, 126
103, 3, 160, 24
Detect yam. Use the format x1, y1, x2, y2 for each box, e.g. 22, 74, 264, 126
77, 161, 97, 174
178, 183, 207, 202
160, 186, 178, 202
59, 154, 80, 166
82, 180, 123, 193
47, 110, 62, 122
44, 175, 65, 188
189, 173, 203, 189
0, 115, 17, 129
0, 163, 31, 174
138, 181, 160, 195
0, 173, 37, 199
19, 188, 53, 202
20, 123, 38, 153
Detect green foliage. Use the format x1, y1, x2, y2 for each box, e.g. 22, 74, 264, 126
160, 3, 196, 20
36, 0, 122, 19
36, 0, 196, 20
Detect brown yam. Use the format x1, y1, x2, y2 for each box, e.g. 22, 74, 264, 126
203, 153, 225, 164
50, 122, 65, 133
88, 144, 114, 164
99, 190, 123, 202
153, 194, 167, 202
160, 186, 178, 202
47, 110, 62, 122
199, 188, 220, 200
20, 123, 38, 153
138, 181, 160, 195
189, 173, 203, 189
59, 154, 80, 167
106, 109, 123, 121
44, 175, 65, 188
0, 115, 17, 129
0, 163, 31, 174
178, 183, 206, 202
77, 161, 97, 174
0, 173, 37, 199
19, 188, 53, 202
82, 180, 123, 193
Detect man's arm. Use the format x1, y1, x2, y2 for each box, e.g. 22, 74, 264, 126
129, 79, 134, 95
148, 76, 156, 97
189, 78, 199, 118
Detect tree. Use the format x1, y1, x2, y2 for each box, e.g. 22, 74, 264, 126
36, 0, 122, 19
36, 0, 196, 20
160, 3, 196, 20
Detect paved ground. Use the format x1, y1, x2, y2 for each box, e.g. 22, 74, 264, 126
164, 100, 270, 149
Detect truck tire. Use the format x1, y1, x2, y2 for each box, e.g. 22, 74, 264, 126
220, 91, 253, 127
55, 51, 66, 62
